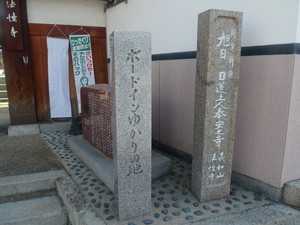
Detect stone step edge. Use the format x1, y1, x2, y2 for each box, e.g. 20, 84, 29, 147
0, 170, 67, 197
0, 196, 67, 225
56, 176, 106, 225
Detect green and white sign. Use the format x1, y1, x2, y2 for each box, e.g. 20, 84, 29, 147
70, 34, 95, 113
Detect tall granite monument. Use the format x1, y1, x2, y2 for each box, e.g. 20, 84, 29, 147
192, 9, 243, 202
110, 31, 152, 220
69, 31, 172, 220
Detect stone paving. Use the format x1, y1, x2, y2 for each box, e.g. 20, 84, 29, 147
42, 131, 274, 225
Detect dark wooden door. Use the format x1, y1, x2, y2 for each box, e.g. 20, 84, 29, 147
0, 0, 37, 125
28, 24, 108, 122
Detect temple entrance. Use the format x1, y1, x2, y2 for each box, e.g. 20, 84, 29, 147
28, 24, 108, 122
0, 1, 107, 126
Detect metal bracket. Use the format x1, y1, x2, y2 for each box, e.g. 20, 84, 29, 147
23, 56, 28, 65
104, 0, 128, 12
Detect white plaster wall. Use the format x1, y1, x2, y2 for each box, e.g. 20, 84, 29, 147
27, 0, 106, 27
296, 1, 300, 42
106, 0, 300, 55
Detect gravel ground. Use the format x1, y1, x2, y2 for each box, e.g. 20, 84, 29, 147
0, 134, 63, 177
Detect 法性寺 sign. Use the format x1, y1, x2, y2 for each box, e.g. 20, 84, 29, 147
2, 0, 24, 50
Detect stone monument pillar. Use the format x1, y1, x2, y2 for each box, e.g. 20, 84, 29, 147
110, 31, 152, 220
192, 9, 243, 202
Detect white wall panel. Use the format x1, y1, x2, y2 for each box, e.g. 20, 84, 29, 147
27, 0, 106, 27
107, 0, 300, 54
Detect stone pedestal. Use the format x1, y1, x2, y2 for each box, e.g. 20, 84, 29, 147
68, 136, 171, 193
110, 31, 152, 220
192, 9, 243, 202
80, 85, 171, 193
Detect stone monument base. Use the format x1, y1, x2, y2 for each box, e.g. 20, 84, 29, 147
8, 124, 40, 137
68, 136, 172, 192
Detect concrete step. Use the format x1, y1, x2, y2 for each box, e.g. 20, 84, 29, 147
0, 102, 8, 108
0, 90, 7, 98
0, 84, 6, 91
0, 196, 67, 225
0, 77, 5, 85
0, 97, 8, 103
8, 124, 40, 137
0, 170, 67, 197
56, 176, 105, 225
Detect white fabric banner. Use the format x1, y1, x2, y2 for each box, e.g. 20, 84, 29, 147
47, 37, 72, 118
69, 34, 95, 113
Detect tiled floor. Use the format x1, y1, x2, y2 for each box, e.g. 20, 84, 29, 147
41, 131, 274, 225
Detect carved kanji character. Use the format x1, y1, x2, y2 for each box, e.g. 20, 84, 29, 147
208, 165, 216, 172
229, 56, 234, 67
128, 113, 141, 126
220, 49, 226, 59
216, 82, 226, 94
129, 129, 141, 139
6, 0, 16, 8
10, 26, 18, 38
127, 163, 143, 176
216, 173, 224, 179
215, 120, 225, 130
132, 142, 138, 153
6, 12, 17, 22
131, 76, 140, 88
130, 154, 140, 163
216, 164, 225, 171
126, 49, 141, 63
211, 153, 217, 162
131, 104, 139, 113
219, 71, 226, 81
218, 152, 225, 162
129, 89, 137, 101
209, 173, 215, 181
214, 107, 227, 120
213, 135, 224, 148
217, 32, 230, 47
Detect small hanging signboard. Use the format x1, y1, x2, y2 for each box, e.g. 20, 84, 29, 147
2, 0, 24, 50
70, 34, 96, 113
